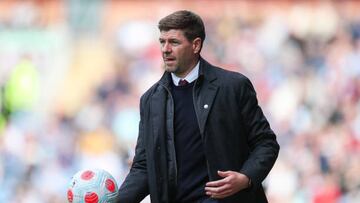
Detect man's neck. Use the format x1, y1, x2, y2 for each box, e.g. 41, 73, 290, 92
171, 60, 200, 86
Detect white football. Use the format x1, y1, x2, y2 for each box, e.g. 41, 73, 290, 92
67, 168, 118, 203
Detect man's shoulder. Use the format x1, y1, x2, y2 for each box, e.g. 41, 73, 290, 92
208, 63, 250, 86
140, 80, 166, 103
140, 82, 159, 102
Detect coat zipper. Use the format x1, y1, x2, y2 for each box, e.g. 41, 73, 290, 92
160, 84, 178, 188
192, 80, 212, 181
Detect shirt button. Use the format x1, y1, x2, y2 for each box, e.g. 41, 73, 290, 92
204, 104, 209, 109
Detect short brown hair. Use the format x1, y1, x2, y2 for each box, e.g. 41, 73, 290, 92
158, 10, 205, 47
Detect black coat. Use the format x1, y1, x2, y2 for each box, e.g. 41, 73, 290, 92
118, 58, 280, 203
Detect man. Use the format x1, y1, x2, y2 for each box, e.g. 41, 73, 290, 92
118, 10, 279, 203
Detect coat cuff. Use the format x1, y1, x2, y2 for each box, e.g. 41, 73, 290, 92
239, 169, 260, 193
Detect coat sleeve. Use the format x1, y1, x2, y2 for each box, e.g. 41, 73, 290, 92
238, 77, 280, 192
117, 97, 149, 203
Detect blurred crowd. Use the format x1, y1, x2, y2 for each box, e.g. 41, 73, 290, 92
0, 1, 360, 203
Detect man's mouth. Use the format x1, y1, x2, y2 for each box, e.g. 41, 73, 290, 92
164, 56, 176, 62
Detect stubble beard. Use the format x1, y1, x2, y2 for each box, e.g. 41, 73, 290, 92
165, 67, 177, 74
164, 61, 178, 73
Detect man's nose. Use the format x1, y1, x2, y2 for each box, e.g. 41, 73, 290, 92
162, 42, 172, 53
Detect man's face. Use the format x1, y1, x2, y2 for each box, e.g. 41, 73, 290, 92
159, 29, 200, 77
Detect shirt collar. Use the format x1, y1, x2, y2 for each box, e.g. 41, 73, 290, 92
171, 61, 200, 86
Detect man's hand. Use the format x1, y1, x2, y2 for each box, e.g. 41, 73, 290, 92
205, 171, 250, 199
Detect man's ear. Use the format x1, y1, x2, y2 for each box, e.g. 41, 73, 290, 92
193, 37, 202, 54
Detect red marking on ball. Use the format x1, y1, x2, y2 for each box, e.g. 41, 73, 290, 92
105, 178, 116, 192
81, 170, 95, 180
84, 192, 99, 203
67, 189, 73, 202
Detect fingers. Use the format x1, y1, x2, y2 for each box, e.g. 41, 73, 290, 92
205, 184, 230, 193
205, 174, 231, 198
217, 170, 231, 177
206, 171, 232, 187
205, 184, 234, 199
209, 189, 233, 199
205, 183, 230, 194
206, 178, 227, 187
205, 170, 245, 199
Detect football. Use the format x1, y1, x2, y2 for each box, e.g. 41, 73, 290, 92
67, 168, 119, 203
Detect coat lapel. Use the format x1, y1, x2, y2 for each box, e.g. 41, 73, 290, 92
194, 81, 218, 136
194, 58, 219, 136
